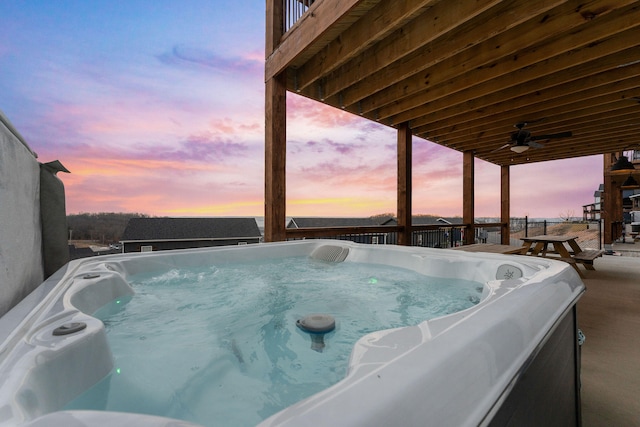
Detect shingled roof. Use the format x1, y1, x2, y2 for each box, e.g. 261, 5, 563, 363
287, 217, 396, 228
287, 216, 462, 228
411, 217, 463, 226
121, 217, 261, 242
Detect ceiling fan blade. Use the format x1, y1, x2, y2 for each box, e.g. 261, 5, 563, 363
490, 143, 511, 153
528, 141, 544, 149
531, 131, 572, 141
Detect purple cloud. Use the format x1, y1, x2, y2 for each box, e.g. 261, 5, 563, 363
138, 133, 249, 162
157, 45, 261, 75
301, 139, 361, 155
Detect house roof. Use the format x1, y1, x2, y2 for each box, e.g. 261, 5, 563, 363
287, 216, 395, 228
286, 216, 463, 228
411, 217, 464, 226
269, 0, 640, 167
68, 245, 96, 260
121, 218, 261, 242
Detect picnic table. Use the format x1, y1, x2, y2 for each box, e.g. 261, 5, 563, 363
520, 235, 604, 277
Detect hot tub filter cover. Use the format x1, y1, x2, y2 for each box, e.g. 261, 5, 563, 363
296, 314, 336, 334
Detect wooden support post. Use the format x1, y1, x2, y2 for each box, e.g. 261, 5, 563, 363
397, 122, 412, 246
463, 151, 475, 245
603, 153, 624, 245
501, 165, 510, 245
265, 0, 287, 242
265, 74, 287, 242
603, 154, 614, 245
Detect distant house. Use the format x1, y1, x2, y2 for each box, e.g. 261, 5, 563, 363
583, 184, 604, 221
68, 245, 96, 260
411, 216, 464, 247
287, 217, 396, 244
120, 217, 261, 253
286, 216, 464, 247
287, 216, 396, 228
68, 244, 120, 260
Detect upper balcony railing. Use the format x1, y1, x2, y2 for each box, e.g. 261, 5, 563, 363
284, 0, 315, 32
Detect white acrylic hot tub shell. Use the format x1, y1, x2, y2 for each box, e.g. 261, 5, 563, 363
0, 241, 584, 427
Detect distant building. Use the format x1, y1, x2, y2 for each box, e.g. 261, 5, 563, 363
287, 216, 396, 244
120, 217, 261, 253
583, 184, 603, 221
586, 182, 640, 223
286, 216, 464, 247
68, 244, 120, 260
68, 245, 96, 260
287, 216, 396, 228
411, 216, 464, 247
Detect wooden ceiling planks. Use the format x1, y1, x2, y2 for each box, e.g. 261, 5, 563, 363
269, 0, 640, 166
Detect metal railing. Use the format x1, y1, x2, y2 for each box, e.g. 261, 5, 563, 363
522, 219, 602, 250
283, 218, 602, 251
285, 224, 467, 248
284, 0, 315, 32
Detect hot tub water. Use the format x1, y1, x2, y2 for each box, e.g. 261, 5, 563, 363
65, 256, 483, 426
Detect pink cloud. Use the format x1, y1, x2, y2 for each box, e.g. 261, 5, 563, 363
61, 153, 264, 216
208, 118, 260, 135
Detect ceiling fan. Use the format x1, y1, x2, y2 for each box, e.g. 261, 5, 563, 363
492, 122, 572, 153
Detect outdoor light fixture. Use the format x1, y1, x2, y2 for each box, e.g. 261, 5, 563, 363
610, 155, 635, 173
621, 175, 640, 189
510, 145, 529, 154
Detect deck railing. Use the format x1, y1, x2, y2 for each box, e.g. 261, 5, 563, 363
524, 219, 602, 250
283, 219, 602, 250
285, 224, 467, 248
284, 0, 315, 32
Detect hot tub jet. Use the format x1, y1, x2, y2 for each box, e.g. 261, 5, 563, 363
296, 314, 335, 352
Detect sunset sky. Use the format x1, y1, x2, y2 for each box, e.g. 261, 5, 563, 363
0, 1, 604, 219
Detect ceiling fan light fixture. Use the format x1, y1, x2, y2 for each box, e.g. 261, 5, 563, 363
610, 155, 635, 173
621, 175, 640, 189
510, 145, 529, 153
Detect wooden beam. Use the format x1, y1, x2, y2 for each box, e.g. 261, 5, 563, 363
322, 0, 504, 101
346, 0, 567, 109
295, 0, 438, 93
488, 128, 640, 164
501, 165, 510, 245
415, 66, 640, 143
266, 0, 283, 55
409, 61, 640, 142
439, 101, 640, 156
385, 23, 640, 126
454, 123, 640, 163
463, 151, 474, 245
265, 73, 287, 242
361, 0, 635, 114
397, 122, 412, 246
265, 0, 361, 81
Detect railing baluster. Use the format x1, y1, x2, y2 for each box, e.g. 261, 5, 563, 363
283, 0, 314, 32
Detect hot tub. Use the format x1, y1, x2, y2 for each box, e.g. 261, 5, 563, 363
0, 240, 584, 427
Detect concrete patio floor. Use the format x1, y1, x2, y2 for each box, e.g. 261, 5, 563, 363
578, 252, 640, 426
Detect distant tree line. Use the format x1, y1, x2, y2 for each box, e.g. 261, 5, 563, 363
67, 212, 150, 243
